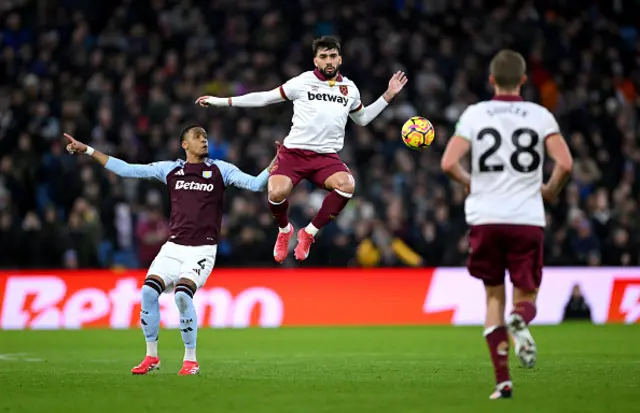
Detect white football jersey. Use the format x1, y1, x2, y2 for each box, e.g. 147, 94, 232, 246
279, 70, 363, 153
454, 97, 561, 227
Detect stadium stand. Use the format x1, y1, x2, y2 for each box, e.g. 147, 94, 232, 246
0, 0, 638, 269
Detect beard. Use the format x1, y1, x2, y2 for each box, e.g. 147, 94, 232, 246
318, 64, 340, 79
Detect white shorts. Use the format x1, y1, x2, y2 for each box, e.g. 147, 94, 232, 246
147, 242, 217, 292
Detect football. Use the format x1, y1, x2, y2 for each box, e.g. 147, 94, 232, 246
401, 116, 435, 150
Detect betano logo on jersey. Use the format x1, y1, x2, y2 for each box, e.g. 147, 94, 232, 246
307, 91, 349, 107
175, 180, 215, 192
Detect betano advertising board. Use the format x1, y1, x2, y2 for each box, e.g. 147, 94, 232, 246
0, 268, 638, 329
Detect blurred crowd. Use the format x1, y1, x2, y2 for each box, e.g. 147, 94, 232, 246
1, 0, 639, 269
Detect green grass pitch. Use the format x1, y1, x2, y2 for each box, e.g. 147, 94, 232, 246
1, 324, 638, 413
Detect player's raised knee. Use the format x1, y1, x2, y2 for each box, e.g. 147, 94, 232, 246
268, 188, 289, 203
333, 174, 355, 196
268, 176, 293, 203
269, 184, 292, 202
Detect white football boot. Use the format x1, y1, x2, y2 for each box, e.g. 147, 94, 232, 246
507, 313, 537, 368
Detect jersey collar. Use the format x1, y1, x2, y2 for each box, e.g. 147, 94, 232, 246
492, 95, 523, 101
313, 68, 343, 83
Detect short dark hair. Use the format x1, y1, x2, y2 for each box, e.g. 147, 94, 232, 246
490, 49, 526, 90
312, 36, 341, 56
179, 124, 201, 141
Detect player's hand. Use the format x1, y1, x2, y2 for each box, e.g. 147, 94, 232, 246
541, 184, 557, 203
64, 133, 88, 155
195, 96, 223, 107
384, 71, 408, 100
267, 141, 281, 172
195, 96, 213, 107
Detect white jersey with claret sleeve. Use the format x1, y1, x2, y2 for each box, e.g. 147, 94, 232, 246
454, 98, 561, 227
279, 71, 363, 154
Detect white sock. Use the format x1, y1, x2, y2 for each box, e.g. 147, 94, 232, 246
483, 326, 499, 337
146, 340, 158, 357
279, 224, 291, 233
305, 223, 319, 236
497, 380, 513, 390
184, 347, 197, 362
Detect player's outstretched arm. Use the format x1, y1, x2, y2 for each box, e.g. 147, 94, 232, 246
214, 143, 281, 192
215, 161, 269, 192
441, 136, 471, 190
349, 71, 408, 126
213, 143, 278, 192
64, 133, 173, 183
541, 133, 573, 202
195, 88, 285, 109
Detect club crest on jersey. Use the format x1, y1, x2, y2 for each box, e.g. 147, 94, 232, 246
339, 85, 348, 96
202, 171, 212, 179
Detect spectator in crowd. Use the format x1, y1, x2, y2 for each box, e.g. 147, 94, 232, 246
0, 0, 639, 269
135, 205, 169, 268
563, 284, 593, 322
